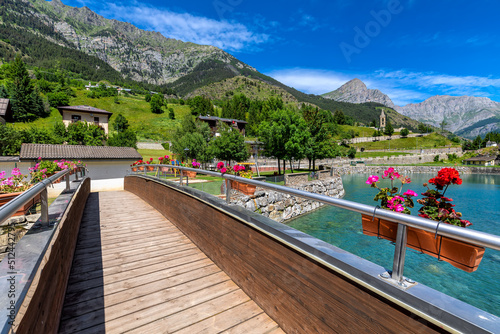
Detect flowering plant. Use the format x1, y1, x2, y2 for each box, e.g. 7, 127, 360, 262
158, 155, 170, 164
417, 168, 471, 228
191, 159, 201, 168
217, 162, 253, 179
0, 168, 30, 194
131, 159, 144, 167
366, 167, 418, 214
29, 159, 80, 183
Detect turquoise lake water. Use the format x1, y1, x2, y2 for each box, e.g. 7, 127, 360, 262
288, 173, 500, 317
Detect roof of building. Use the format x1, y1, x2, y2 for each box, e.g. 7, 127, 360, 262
0, 156, 19, 162
19, 144, 142, 160
0, 98, 11, 117
198, 116, 248, 124
462, 155, 496, 162
57, 105, 113, 116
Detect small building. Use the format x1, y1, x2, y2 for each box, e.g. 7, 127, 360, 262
58, 105, 113, 134
462, 156, 496, 166
84, 82, 99, 90
486, 141, 498, 148
245, 140, 264, 158
0, 98, 12, 124
198, 116, 247, 137
117, 88, 132, 95
19, 143, 142, 180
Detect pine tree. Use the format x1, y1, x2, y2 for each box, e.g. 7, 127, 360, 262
7, 55, 36, 122
384, 119, 394, 137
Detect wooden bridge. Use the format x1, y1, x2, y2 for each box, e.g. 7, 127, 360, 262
58, 191, 283, 333
2, 174, 497, 334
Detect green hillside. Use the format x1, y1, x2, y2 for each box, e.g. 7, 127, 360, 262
12, 90, 191, 141
186, 76, 298, 103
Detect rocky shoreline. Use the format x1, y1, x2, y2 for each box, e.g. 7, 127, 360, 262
230, 177, 345, 223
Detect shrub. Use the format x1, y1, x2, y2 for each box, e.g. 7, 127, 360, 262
434, 155, 440, 162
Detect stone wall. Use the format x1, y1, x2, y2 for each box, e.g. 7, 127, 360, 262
230, 176, 345, 223
348, 132, 430, 144
284, 172, 308, 186
331, 165, 500, 176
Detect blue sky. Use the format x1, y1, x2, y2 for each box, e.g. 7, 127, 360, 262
59, 0, 500, 106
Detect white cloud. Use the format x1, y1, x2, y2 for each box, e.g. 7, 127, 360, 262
266, 68, 353, 94
375, 70, 500, 97
266, 68, 500, 106
98, 3, 269, 52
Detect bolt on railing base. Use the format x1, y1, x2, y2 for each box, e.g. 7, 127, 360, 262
379, 271, 418, 290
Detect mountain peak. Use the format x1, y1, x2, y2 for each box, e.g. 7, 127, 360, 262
322, 78, 396, 109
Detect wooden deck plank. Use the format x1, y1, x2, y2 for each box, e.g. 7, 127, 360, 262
172, 301, 265, 334
127, 289, 253, 334
59, 191, 282, 334
221, 313, 282, 334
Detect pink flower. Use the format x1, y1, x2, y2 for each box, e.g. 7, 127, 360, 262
0, 171, 5, 179
38, 157, 42, 160
365, 175, 379, 185
217, 162, 224, 170
220, 167, 227, 174
11, 168, 21, 176
403, 189, 418, 197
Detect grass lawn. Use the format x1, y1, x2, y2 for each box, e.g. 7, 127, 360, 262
137, 149, 172, 162
351, 133, 459, 151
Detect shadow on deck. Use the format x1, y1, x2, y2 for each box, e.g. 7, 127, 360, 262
59, 191, 283, 333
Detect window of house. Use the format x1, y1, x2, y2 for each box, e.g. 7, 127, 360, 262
72, 115, 81, 122
94, 116, 99, 124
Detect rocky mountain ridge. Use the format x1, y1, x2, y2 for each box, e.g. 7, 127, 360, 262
322, 78, 396, 109
324, 78, 500, 138
396, 95, 500, 134
27, 0, 256, 85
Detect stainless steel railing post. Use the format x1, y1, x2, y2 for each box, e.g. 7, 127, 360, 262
40, 188, 49, 226
391, 224, 408, 283
226, 180, 231, 204
65, 174, 70, 191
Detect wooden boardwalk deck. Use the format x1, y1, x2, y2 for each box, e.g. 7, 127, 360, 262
59, 191, 284, 334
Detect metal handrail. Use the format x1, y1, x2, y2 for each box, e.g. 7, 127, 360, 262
134, 164, 500, 284
135, 164, 500, 251
0, 167, 83, 226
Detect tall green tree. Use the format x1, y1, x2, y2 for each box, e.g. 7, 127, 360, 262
258, 108, 310, 175
113, 114, 130, 133
108, 130, 137, 148
333, 110, 346, 125
150, 93, 164, 114
66, 122, 106, 146
187, 96, 213, 116
171, 115, 211, 162
384, 119, 394, 137
302, 106, 337, 171
0, 124, 22, 155
6, 55, 38, 121
208, 123, 249, 164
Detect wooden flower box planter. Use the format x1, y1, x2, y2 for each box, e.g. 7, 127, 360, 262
146, 166, 155, 172
0, 192, 41, 217
230, 180, 256, 196
138, 166, 145, 171
131, 167, 137, 172
361, 215, 485, 272
184, 171, 197, 178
